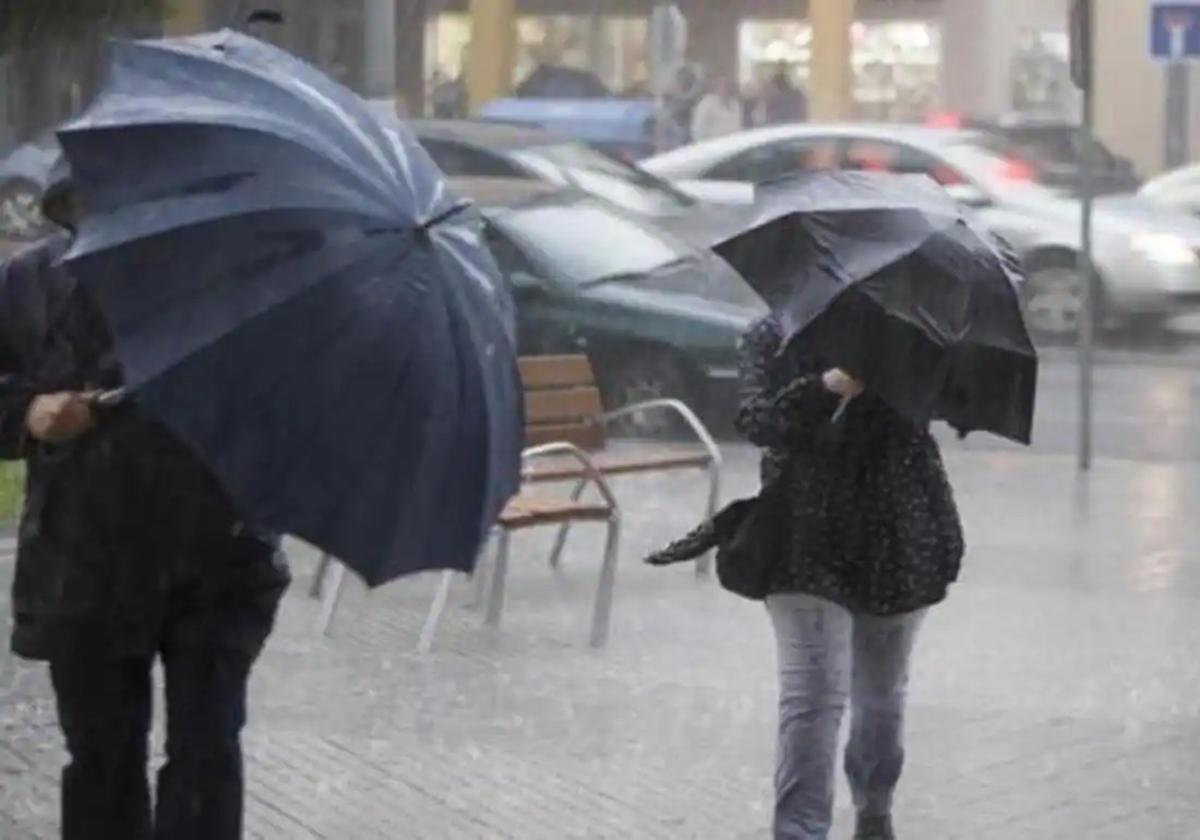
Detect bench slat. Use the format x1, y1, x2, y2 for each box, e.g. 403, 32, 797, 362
519, 355, 596, 390
523, 448, 711, 482
525, 386, 603, 425
525, 422, 605, 451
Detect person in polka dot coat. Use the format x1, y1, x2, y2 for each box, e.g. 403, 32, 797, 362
737, 314, 964, 840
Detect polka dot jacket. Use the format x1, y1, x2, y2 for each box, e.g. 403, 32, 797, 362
735, 316, 965, 616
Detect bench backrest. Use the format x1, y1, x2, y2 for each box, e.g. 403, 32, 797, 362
519, 355, 606, 451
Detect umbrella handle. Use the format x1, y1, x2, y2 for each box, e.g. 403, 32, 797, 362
831, 395, 853, 424
86, 388, 127, 409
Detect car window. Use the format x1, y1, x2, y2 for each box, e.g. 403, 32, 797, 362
494, 201, 685, 286
419, 139, 527, 179
843, 140, 966, 186
512, 142, 694, 217
491, 199, 763, 308
705, 138, 842, 183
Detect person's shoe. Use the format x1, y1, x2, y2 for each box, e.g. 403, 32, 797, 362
854, 814, 895, 840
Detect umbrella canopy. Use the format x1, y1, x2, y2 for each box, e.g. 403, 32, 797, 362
57, 31, 523, 585
716, 170, 1037, 444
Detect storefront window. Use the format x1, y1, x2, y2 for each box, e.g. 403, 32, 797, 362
424, 12, 649, 102
739, 18, 942, 123
1011, 28, 1076, 119
515, 15, 648, 96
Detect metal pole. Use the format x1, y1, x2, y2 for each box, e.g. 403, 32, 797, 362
363, 0, 397, 100
1165, 61, 1192, 170
1077, 0, 1095, 473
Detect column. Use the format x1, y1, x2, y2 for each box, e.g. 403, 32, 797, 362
363, 0, 397, 99
809, 0, 856, 121
396, 0, 429, 116
467, 0, 517, 113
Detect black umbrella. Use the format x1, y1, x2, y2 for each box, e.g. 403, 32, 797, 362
716, 170, 1037, 444
57, 31, 524, 585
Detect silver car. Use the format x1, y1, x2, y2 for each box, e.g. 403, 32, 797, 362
645, 124, 1200, 338
1140, 164, 1200, 216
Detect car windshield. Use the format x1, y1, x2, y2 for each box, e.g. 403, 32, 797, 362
512, 142, 696, 217
493, 200, 760, 307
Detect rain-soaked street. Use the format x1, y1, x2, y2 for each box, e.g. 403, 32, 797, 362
1, 348, 1199, 839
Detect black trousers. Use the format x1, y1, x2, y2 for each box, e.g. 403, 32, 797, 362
49, 639, 253, 840
44, 532, 286, 840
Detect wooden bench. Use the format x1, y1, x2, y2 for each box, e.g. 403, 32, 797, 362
516, 354, 722, 574
311, 354, 722, 650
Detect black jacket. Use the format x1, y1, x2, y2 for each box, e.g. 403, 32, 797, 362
733, 316, 964, 615
1, 236, 289, 661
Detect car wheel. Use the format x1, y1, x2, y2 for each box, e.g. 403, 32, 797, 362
0, 179, 47, 242
600, 352, 693, 439
1021, 260, 1102, 342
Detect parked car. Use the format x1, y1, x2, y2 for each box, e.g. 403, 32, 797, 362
409, 119, 696, 218
449, 176, 765, 433
644, 124, 1200, 339
927, 113, 1141, 196
1140, 164, 1200, 216
402, 118, 744, 247
0, 134, 58, 242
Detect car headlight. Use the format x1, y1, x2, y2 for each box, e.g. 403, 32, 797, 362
1130, 233, 1198, 266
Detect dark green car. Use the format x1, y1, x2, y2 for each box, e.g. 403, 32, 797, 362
451, 178, 765, 433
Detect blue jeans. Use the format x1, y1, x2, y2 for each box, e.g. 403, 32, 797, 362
766, 593, 926, 840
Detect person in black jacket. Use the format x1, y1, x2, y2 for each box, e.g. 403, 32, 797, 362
1, 169, 290, 840
741, 315, 963, 840
650, 314, 963, 840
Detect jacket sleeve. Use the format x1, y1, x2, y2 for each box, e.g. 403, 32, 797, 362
734, 317, 840, 449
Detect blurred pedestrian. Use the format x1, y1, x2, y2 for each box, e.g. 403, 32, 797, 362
762, 66, 809, 125
663, 64, 705, 146
0, 165, 290, 840
431, 70, 467, 118
650, 314, 964, 839
691, 76, 745, 141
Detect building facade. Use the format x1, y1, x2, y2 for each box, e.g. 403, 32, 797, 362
4, 0, 1198, 177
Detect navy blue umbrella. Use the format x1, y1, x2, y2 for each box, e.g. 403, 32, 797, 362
57, 31, 523, 585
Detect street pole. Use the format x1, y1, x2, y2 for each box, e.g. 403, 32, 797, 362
1165, 61, 1192, 170
363, 0, 397, 100
1074, 0, 1095, 472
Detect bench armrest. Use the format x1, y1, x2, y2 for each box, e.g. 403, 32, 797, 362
599, 399, 723, 470
522, 442, 620, 511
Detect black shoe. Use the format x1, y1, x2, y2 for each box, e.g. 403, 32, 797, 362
854, 815, 895, 840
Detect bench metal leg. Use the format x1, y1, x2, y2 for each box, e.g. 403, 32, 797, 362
309, 553, 333, 599
317, 560, 348, 637
547, 478, 588, 568
417, 571, 457, 654
484, 529, 511, 629
695, 458, 723, 578
589, 514, 622, 648
467, 533, 496, 610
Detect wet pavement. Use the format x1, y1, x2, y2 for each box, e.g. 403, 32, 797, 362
2, 352, 1200, 838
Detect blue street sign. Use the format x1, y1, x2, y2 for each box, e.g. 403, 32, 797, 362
1151, 1, 1200, 62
